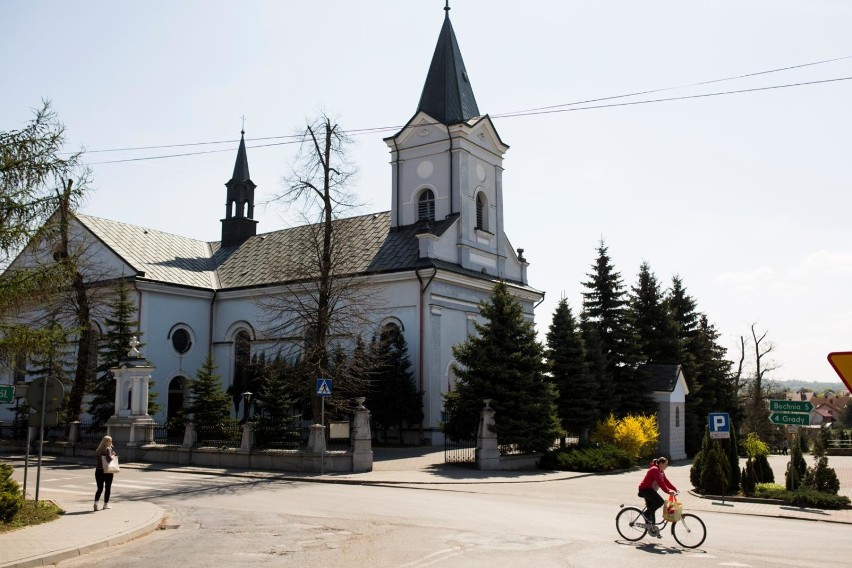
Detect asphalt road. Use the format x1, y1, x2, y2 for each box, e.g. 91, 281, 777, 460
13, 459, 850, 568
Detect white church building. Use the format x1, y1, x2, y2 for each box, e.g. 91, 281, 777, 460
2, 8, 543, 444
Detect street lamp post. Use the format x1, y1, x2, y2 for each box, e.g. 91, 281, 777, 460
241, 391, 253, 423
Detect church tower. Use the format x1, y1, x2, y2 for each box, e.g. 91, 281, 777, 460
221, 130, 258, 248
385, 3, 516, 280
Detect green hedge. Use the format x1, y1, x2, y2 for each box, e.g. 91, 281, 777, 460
753, 483, 850, 509
539, 444, 633, 472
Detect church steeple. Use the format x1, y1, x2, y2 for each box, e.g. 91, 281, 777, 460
221, 130, 258, 248
416, 2, 480, 124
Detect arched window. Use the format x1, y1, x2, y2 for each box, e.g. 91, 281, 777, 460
167, 376, 187, 422
418, 189, 435, 221
234, 330, 251, 394
475, 193, 487, 230
675, 406, 680, 427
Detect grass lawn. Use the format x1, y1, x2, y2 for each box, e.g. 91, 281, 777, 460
0, 500, 63, 534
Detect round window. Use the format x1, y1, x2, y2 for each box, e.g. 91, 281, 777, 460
171, 328, 192, 354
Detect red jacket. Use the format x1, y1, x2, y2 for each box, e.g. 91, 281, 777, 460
638, 464, 677, 493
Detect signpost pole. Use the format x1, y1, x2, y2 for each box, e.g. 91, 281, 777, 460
23, 426, 31, 500
321, 396, 325, 475
35, 376, 49, 504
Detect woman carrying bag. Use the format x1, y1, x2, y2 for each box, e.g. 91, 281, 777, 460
94, 435, 119, 511
637, 456, 678, 536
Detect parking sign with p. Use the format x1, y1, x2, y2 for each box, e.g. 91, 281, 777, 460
708, 412, 730, 439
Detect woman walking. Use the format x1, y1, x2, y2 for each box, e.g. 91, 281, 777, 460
94, 435, 117, 511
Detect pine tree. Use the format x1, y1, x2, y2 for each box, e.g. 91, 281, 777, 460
546, 299, 598, 442
88, 279, 138, 427
581, 241, 651, 416
786, 438, 807, 491
630, 262, 681, 365
185, 354, 232, 430
723, 425, 741, 493
445, 282, 563, 453
665, 277, 703, 456
369, 325, 422, 443
254, 353, 295, 422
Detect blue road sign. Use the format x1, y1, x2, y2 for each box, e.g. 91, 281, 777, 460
708, 412, 731, 439
316, 378, 332, 397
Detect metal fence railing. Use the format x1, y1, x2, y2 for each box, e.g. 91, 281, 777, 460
254, 418, 305, 450
142, 423, 184, 445
0, 418, 29, 441
78, 422, 108, 447
444, 436, 476, 464
194, 423, 243, 449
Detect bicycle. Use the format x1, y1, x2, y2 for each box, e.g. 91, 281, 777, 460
615, 493, 707, 548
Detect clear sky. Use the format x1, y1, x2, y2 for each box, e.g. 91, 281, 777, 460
3, 0, 850, 386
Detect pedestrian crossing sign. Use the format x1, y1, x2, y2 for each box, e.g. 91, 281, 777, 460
316, 378, 332, 397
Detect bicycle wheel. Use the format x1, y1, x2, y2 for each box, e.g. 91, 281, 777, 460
671, 513, 706, 548
616, 507, 648, 541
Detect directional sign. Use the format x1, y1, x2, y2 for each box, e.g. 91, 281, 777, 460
316, 378, 332, 398
26, 377, 64, 411
827, 352, 852, 393
769, 400, 813, 413
769, 412, 810, 426
0, 385, 14, 404
708, 412, 730, 439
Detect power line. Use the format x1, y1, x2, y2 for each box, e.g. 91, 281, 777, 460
492, 76, 852, 119
494, 54, 852, 117
82, 61, 852, 166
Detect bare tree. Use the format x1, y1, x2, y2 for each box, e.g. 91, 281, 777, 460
258, 114, 382, 422
738, 324, 778, 438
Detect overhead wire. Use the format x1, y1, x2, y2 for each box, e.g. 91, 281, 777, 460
81, 55, 852, 166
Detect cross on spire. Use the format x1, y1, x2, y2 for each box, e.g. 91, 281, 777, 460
445, 0, 450, 12
240, 114, 246, 134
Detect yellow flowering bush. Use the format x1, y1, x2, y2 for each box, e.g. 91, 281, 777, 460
591, 413, 659, 462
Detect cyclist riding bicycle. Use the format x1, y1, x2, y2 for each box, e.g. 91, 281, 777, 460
637, 456, 678, 537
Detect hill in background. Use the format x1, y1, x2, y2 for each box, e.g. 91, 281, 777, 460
772, 379, 849, 395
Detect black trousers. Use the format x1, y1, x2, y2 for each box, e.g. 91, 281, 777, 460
95, 469, 114, 503
638, 488, 664, 522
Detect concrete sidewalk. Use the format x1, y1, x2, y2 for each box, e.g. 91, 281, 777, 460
0, 499, 163, 568
1, 449, 850, 567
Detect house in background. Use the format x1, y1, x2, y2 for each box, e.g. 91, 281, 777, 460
1, 8, 542, 445
808, 395, 851, 426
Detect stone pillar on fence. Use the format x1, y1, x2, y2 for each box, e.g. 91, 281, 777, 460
240, 421, 254, 453
351, 397, 373, 473
183, 422, 196, 448
476, 399, 500, 470
308, 424, 326, 453
68, 421, 80, 445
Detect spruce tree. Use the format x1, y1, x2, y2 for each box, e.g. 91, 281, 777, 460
786, 438, 807, 491
369, 325, 422, 443
445, 281, 563, 452
546, 298, 598, 442
254, 352, 298, 422
723, 425, 741, 493
89, 279, 138, 427
581, 241, 651, 416
185, 354, 232, 431
630, 262, 681, 365
665, 277, 703, 456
